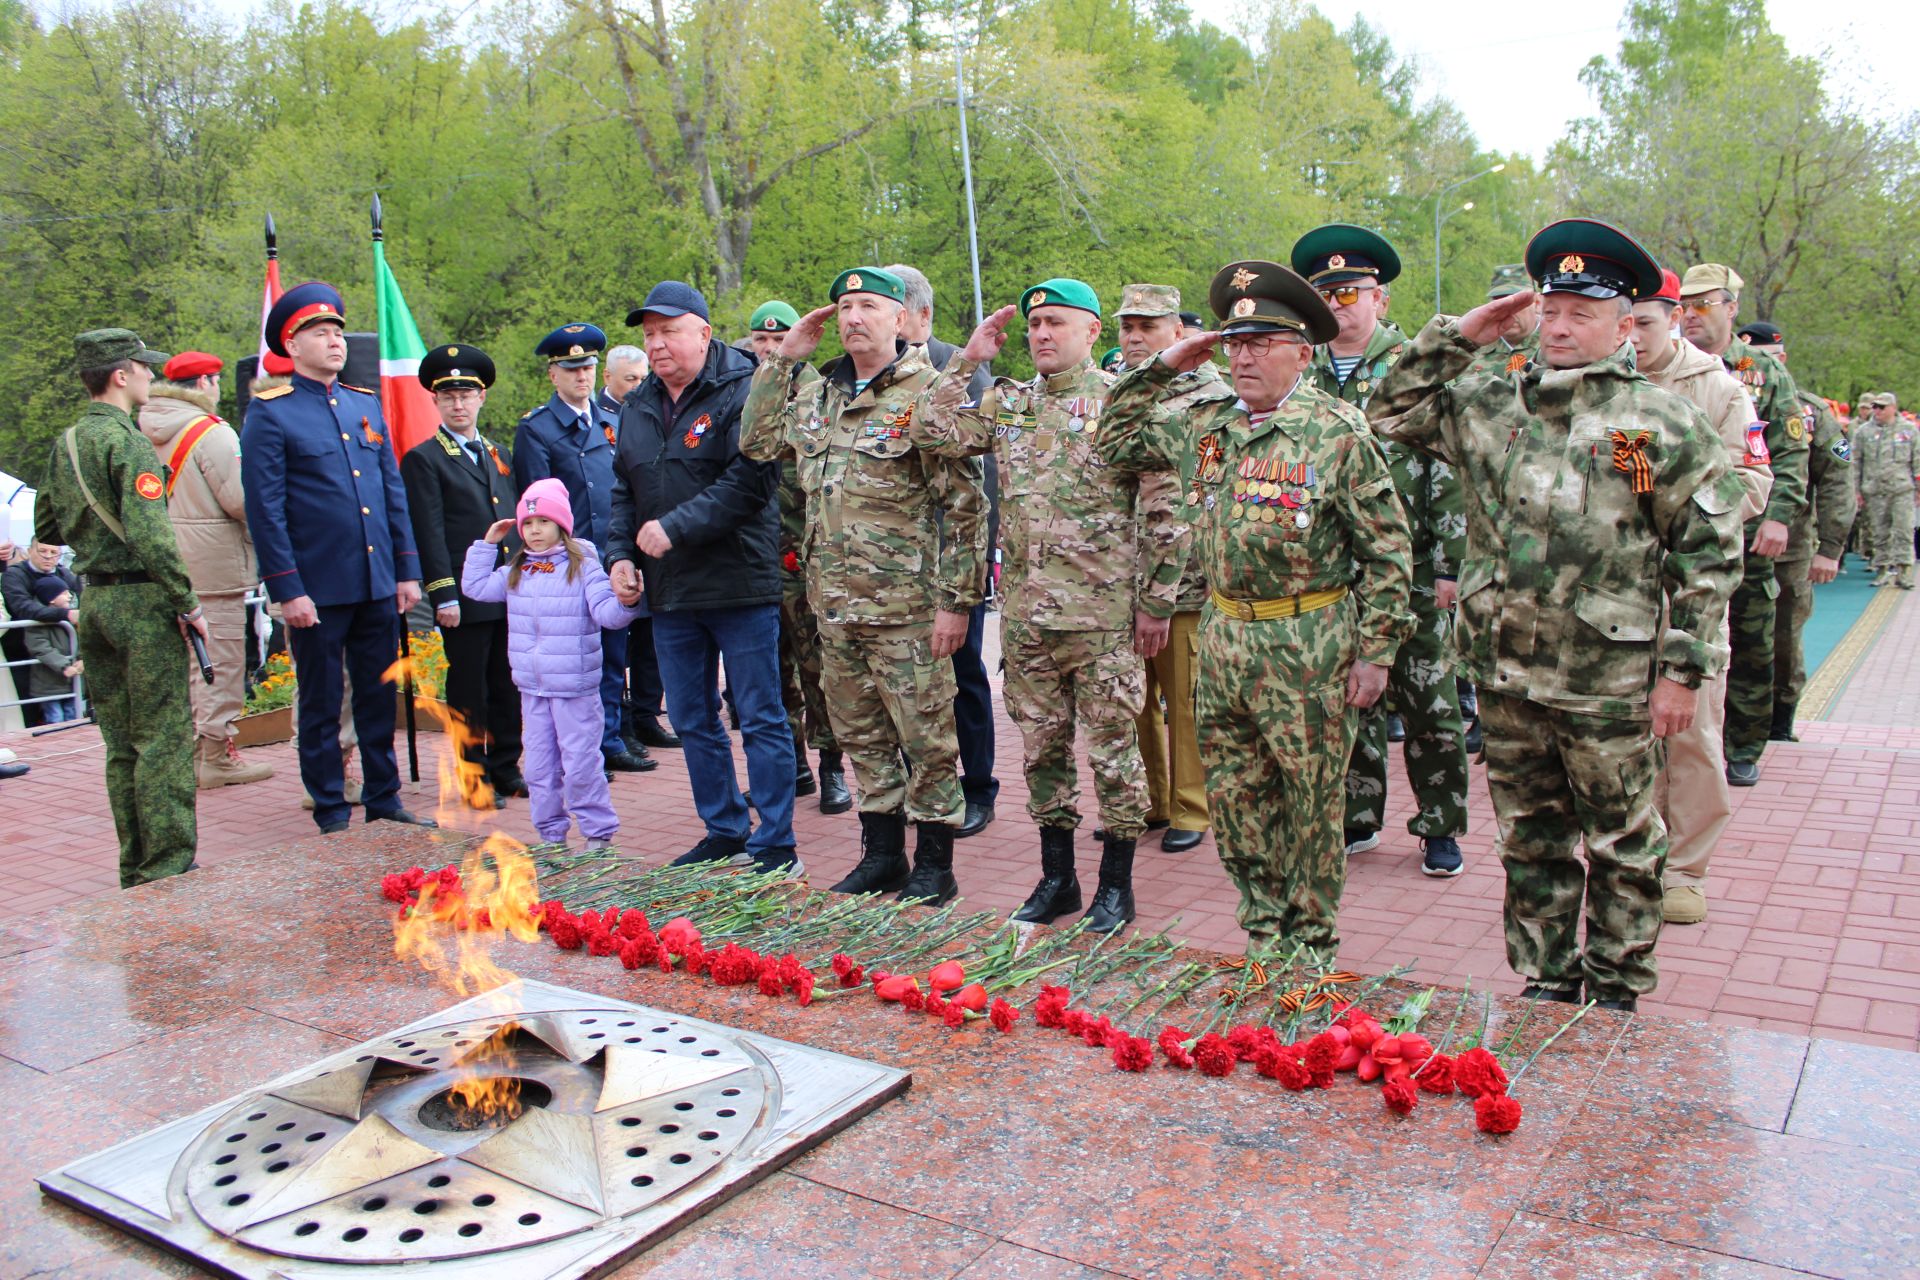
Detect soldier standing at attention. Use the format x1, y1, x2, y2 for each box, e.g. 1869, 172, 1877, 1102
35, 328, 208, 885
1290, 223, 1470, 878
1629, 269, 1773, 927
1853, 393, 1919, 589
243, 283, 435, 833
915, 278, 1187, 934
1677, 264, 1809, 787
1734, 321, 1855, 738
1098, 261, 1413, 956
741, 267, 987, 905
1370, 220, 1746, 1010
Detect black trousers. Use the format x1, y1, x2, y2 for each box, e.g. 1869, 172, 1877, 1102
440, 617, 522, 780
628, 615, 665, 717
952, 600, 999, 806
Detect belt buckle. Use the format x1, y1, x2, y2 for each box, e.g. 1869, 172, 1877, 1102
1231, 597, 1255, 622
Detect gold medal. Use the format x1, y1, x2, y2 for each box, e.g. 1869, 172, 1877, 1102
1260, 505, 1277, 524
1233, 479, 1247, 497
1260, 481, 1278, 500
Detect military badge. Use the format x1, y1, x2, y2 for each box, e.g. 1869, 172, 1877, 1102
764, 316, 779, 330
1832, 437, 1852, 461
1294, 510, 1311, 529
1196, 434, 1225, 483
563, 324, 585, 333
134, 471, 163, 501
1232, 298, 1257, 318
1744, 422, 1771, 466
1560, 254, 1586, 274
445, 346, 459, 356
847, 273, 863, 291
1785, 415, 1806, 441
683, 413, 712, 450
1230, 267, 1258, 292
1328, 254, 1347, 270
568, 344, 585, 357
1032, 290, 1047, 306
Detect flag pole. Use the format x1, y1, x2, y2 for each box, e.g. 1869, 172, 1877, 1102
373, 192, 420, 785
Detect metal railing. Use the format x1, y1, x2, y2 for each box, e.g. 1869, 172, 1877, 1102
0, 616, 85, 715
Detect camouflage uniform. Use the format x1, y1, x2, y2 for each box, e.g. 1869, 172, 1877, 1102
1853, 408, 1919, 585
34, 337, 201, 887
775, 458, 836, 756
915, 354, 1187, 839
1098, 363, 1413, 952
740, 342, 985, 823
1309, 322, 1470, 844
1462, 330, 1540, 382
1774, 395, 1856, 722
1370, 317, 1746, 998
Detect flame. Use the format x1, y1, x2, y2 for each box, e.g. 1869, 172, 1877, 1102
449, 1023, 526, 1124
383, 650, 492, 823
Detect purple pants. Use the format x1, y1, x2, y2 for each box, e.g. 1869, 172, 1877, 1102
522, 691, 619, 842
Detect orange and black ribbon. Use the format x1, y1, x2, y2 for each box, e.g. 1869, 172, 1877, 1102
485, 440, 510, 477
1611, 430, 1654, 494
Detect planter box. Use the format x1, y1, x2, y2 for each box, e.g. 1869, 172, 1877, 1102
397, 691, 448, 734
232, 706, 293, 748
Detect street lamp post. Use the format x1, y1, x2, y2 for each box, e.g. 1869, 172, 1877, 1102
1433, 163, 1506, 313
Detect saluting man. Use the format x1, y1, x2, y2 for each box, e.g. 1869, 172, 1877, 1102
242, 282, 435, 832
400, 343, 524, 808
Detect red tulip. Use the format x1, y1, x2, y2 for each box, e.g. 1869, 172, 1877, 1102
929, 961, 966, 993
875, 975, 920, 1002
953, 983, 988, 1012
1356, 1053, 1381, 1083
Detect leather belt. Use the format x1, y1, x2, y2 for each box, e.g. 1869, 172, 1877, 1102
83, 571, 153, 587
1209, 584, 1348, 621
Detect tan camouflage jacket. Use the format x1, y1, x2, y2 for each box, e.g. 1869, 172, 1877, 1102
1717, 337, 1808, 527
741, 342, 986, 626
1369, 317, 1746, 715
1637, 336, 1772, 523
1851, 417, 1920, 497
1096, 358, 1414, 667
1791, 393, 1855, 561
915, 354, 1186, 632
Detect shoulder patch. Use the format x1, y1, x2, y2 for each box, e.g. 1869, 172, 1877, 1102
338, 382, 376, 395
253, 384, 293, 401
1831, 437, 1852, 461
134, 471, 163, 500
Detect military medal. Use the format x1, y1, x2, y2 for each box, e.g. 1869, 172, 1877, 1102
1295, 510, 1311, 529
1204, 492, 1216, 511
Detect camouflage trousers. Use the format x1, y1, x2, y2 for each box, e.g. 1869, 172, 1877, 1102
1001, 618, 1148, 837
79, 582, 197, 887
1195, 595, 1360, 955
816, 618, 964, 824
1721, 548, 1774, 766
1866, 490, 1916, 573
1480, 691, 1666, 999
1344, 595, 1467, 838
779, 582, 837, 757
1771, 553, 1816, 719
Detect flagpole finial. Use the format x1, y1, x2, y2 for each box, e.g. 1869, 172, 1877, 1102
370, 193, 383, 242
264, 211, 277, 259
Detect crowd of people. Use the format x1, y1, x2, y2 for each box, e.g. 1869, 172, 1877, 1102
29, 213, 1917, 1011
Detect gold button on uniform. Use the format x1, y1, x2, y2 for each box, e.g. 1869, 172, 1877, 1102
340, 432, 349, 440
361, 506, 371, 515
367, 545, 375, 553
353, 469, 361, 477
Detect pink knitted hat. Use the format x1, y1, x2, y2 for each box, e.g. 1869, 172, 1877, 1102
516, 477, 575, 538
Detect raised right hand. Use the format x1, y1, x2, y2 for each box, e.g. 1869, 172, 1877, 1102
960, 305, 1019, 364
780, 306, 836, 360
282, 595, 318, 628
483, 518, 516, 544
1157, 329, 1221, 373
1457, 291, 1540, 346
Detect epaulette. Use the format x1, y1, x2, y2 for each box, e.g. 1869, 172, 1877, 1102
339, 382, 376, 395
522, 409, 535, 419
253, 385, 293, 401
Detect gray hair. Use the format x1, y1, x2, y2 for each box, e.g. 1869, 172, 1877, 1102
605, 344, 647, 377
883, 263, 934, 316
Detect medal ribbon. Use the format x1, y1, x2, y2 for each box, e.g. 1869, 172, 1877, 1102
1610, 430, 1654, 495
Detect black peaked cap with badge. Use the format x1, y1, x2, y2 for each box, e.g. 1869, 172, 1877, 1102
1208, 260, 1339, 345
1524, 218, 1664, 300
417, 344, 497, 392
1290, 224, 1403, 287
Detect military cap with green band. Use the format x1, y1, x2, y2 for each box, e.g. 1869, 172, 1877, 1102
749, 300, 801, 333
1524, 218, 1663, 299
1486, 263, 1531, 299
74, 328, 170, 372
1290, 223, 1402, 287
1207, 259, 1338, 345
829, 267, 906, 305
1020, 278, 1101, 318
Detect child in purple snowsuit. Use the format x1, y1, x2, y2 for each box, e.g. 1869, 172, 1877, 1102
463, 478, 637, 848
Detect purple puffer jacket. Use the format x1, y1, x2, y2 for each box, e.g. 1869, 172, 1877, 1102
462, 539, 639, 697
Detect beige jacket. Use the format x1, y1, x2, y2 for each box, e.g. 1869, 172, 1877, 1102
138, 383, 256, 594
1641, 337, 1773, 522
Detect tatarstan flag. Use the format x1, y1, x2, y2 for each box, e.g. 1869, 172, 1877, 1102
373, 237, 438, 459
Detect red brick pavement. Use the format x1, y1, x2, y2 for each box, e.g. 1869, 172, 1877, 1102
6, 594, 1920, 1051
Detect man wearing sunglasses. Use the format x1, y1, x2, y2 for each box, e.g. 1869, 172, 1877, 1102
1367, 218, 1745, 1011
1676, 264, 1810, 788
1291, 223, 1470, 881
1095, 259, 1414, 958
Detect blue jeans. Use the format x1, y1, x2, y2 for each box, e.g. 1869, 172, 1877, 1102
599, 624, 629, 754
653, 604, 794, 854
43, 697, 79, 723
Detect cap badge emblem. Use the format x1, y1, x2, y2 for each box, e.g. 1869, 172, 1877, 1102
1232, 298, 1257, 318
1327, 254, 1346, 270
763, 317, 777, 329
1560, 254, 1586, 274
445, 346, 458, 356
568, 344, 584, 357
1032, 290, 1046, 305
563, 324, 585, 333
847, 273, 863, 291
1230, 268, 1257, 292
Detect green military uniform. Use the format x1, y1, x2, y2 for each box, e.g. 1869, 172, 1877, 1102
1098, 260, 1414, 954
1773, 392, 1856, 730
33, 329, 200, 887
775, 456, 837, 760
1371, 222, 1748, 1003
1463, 330, 1541, 381
1853, 395, 1919, 587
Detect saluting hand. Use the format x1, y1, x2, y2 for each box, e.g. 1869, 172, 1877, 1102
1157, 329, 1221, 374
483, 518, 517, 545
960, 305, 1019, 364
1457, 291, 1540, 346
780, 306, 836, 360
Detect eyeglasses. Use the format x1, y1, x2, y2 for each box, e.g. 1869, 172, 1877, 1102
435, 388, 484, 401
1220, 333, 1306, 357
1682, 297, 1730, 314
1316, 284, 1376, 306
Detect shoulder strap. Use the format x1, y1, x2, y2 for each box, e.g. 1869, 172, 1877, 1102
165, 414, 220, 497
65, 425, 128, 543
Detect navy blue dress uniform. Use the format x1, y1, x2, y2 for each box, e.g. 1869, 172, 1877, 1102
241, 281, 430, 831
400, 344, 525, 804
511, 322, 646, 767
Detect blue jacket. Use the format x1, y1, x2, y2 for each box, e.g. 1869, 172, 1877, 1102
241, 373, 419, 606
512, 393, 618, 553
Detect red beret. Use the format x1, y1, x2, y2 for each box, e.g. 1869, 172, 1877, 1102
163, 350, 225, 380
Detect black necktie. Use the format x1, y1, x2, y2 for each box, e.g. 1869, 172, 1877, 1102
463, 439, 483, 470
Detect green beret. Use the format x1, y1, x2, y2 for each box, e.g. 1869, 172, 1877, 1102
749, 300, 801, 333
1100, 347, 1125, 371
1021, 278, 1101, 319
74, 328, 169, 372
830, 268, 906, 305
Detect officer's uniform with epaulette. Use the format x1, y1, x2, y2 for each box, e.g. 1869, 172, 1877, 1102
1292, 225, 1471, 877
34, 328, 201, 885
512, 323, 642, 768
400, 344, 524, 803
242, 283, 426, 831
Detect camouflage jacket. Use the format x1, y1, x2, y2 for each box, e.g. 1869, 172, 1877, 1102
1096, 358, 1414, 667
1715, 337, 1809, 526
1461, 330, 1540, 383
1792, 392, 1856, 561
1851, 417, 1920, 497
777, 458, 807, 598
1637, 336, 1772, 523
741, 342, 986, 625
915, 354, 1186, 631
1310, 321, 1463, 588
1369, 317, 1746, 714
1159, 362, 1230, 611
34, 401, 199, 616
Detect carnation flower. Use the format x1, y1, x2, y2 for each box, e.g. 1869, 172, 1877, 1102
1382, 1078, 1418, 1115
988, 999, 1018, 1033
1454, 1047, 1510, 1099
1111, 1035, 1154, 1072
1474, 1092, 1523, 1133
1157, 1026, 1195, 1069
1194, 1033, 1236, 1077
1415, 1053, 1456, 1094
942, 1002, 967, 1028
618, 908, 650, 940
549, 918, 583, 951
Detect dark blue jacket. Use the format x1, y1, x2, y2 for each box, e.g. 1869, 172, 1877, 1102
241, 374, 419, 606
512, 393, 619, 552
606, 340, 779, 612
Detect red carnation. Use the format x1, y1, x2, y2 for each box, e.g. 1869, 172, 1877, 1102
792, 970, 816, 1006
782, 550, 800, 573
578, 909, 602, 933
380, 873, 411, 904
1383, 1078, 1418, 1116
838, 963, 864, 989
1082, 1015, 1114, 1048
659, 917, 702, 955
901, 986, 926, 1012
925, 994, 949, 1017
1474, 1092, 1524, 1134
618, 939, 642, 970
1277, 1056, 1312, 1091
1303, 1032, 1339, 1077
1227, 1025, 1265, 1062
1454, 1047, 1510, 1099
1157, 1027, 1195, 1069
1416, 1053, 1456, 1094
943, 1002, 967, 1028
830, 953, 856, 979
549, 918, 583, 951
757, 971, 784, 997
989, 999, 1018, 1033
683, 942, 709, 975
1062, 1009, 1092, 1037
1112, 1035, 1154, 1072
1036, 995, 1069, 1029
1194, 1033, 1237, 1077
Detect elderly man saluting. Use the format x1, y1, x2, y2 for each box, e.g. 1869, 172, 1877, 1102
1367, 219, 1747, 1010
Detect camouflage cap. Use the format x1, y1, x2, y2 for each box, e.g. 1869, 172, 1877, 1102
1875, 391, 1900, 408
1113, 283, 1181, 318
1486, 264, 1531, 299
1679, 263, 1744, 300
74, 328, 169, 372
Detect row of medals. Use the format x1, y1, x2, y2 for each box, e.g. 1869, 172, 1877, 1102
1187, 466, 1316, 528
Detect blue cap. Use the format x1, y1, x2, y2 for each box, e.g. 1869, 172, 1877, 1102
264, 281, 346, 357
627, 281, 710, 327
535, 323, 606, 368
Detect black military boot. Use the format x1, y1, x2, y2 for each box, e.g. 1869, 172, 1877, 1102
897, 822, 960, 906
1012, 825, 1081, 924
1082, 832, 1137, 934
794, 750, 817, 798
817, 751, 853, 815
831, 811, 909, 894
